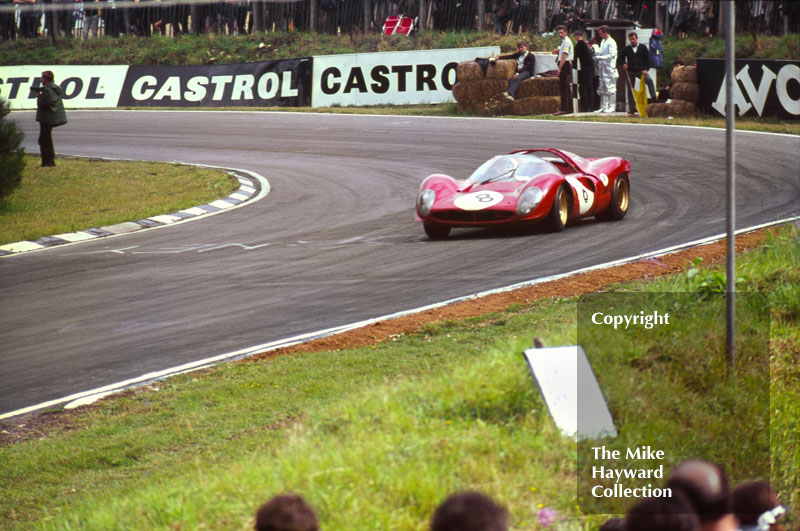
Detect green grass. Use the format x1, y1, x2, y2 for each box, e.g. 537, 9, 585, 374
1, 30, 797, 71
1, 223, 797, 530
0, 156, 239, 245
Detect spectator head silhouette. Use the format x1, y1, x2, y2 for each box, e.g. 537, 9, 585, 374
625, 492, 700, 531
733, 481, 786, 531
254, 494, 319, 531
665, 460, 736, 530
430, 491, 509, 531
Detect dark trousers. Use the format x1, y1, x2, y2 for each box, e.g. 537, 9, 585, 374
39, 123, 56, 166
507, 70, 531, 97
578, 71, 594, 112
558, 61, 574, 113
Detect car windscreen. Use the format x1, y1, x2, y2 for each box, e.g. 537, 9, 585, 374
465, 155, 559, 184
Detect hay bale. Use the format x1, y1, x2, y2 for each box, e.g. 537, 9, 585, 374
515, 76, 560, 99
486, 60, 516, 81
667, 99, 697, 116
456, 61, 485, 83
511, 96, 560, 116
646, 102, 668, 117
455, 59, 516, 83
457, 95, 513, 116
670, 82, 700, 104
452, 80, 507, 105
671, 65, 698, 84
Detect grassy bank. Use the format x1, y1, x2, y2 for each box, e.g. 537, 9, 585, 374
0, 156, 238, 245
1, 223, 797, 530
2, 30, 798, 87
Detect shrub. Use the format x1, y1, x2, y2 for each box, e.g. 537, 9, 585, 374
0, 97, 26, 200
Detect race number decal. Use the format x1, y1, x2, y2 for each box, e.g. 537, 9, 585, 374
454, 191, 504, 211
565, 176, 594, 215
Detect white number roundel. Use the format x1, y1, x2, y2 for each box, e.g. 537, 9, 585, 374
454, 191, 504, 211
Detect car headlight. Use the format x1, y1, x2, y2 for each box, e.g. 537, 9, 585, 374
417, 189, 436, 217
516, 187, 543, 216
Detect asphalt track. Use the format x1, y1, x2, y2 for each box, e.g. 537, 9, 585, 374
2, 110, 799, 416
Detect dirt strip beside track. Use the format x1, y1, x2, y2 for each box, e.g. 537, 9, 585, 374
248, 229, 771, 360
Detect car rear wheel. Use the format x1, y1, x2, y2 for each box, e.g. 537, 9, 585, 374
424, 223, 451, 240
599, 173, 629, 221
546, 184, 569, 232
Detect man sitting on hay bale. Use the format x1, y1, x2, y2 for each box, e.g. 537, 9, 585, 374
490, 40, 535, 102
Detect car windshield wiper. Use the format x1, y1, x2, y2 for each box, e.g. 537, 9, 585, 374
477, 168, 515, 185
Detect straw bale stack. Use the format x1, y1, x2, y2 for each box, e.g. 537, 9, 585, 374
452, 80, 508, 105
515, 77, 560, 99
670, 82, 700, 104
671, 65, 698, 84
511, 96, 560, 116
667, 100, 697, 116
456, 59, 516, 83
646, 102, 668, 117
457, 95, 513, 116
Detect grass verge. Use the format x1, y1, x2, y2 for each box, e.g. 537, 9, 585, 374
1, 223, 797, 530
0, 156, 239, 245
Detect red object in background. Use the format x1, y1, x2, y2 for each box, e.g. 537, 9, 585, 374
382, 15, 414, 36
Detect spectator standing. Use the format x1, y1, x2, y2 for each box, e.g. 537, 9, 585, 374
649, 28, 664, 70
669, 0, 694, 37
590, 35, 601, 110
254, 494, 318, 531
573, 31, 594, 112
553, 24, 574, 115
82, 0, 99, 38
430, 491, 509, 531
593, 25, 618, 113
492, 0, 514, 34
16, 0, 39, 38
35, 70, 67, 168
496, 39, 535, 102
1, 0, 16, 40
618, 31, 657, 114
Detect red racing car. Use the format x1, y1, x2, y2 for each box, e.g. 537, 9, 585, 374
415, 148, 631, 239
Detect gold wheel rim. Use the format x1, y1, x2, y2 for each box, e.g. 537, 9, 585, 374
616, 178, 629, 212
558, 191, 568, 226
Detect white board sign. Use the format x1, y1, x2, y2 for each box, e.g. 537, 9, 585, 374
0, 65, 129, 110
311, 46, 499, 107
523, 345, 617, 439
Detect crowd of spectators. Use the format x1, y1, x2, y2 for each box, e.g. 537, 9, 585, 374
253, 460, 789, 530
1, 0, 797, 42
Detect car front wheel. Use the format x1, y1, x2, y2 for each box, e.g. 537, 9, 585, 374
599, 173, 629, 221
546, 184, 569, 232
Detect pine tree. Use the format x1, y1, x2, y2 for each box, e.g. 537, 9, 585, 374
0, 97, 26, 200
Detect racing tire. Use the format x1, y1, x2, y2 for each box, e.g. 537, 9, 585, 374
598, 173, 630, 221
546, 184, 569, 232
424, 223, 451, 240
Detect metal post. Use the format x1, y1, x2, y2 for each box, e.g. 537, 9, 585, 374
724, 0, 736, 374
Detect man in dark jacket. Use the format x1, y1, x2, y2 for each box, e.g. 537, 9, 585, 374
494, 40, 535, 102
617, 32, 657, 115
35, 70, 67, 167
573, 30, 595, 112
